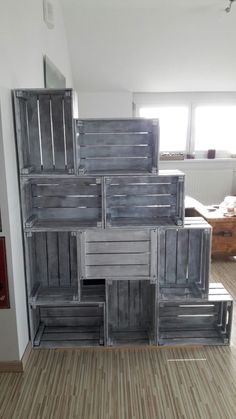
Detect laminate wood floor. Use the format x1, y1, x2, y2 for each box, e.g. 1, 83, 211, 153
1, 258, 236, 419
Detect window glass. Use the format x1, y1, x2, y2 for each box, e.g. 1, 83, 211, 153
195, 106, 236, 153
139, 106, 189, 152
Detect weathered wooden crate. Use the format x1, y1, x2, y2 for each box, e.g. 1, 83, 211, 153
25, 231, 78, 308
106, 280, 156, 346
22, 176, 103, 230
158, 283, 233, 346
158, 218, 211, 297
32, 303, 105, 348
14, 89, 75, 175
76, 118, 159, 175
104, 171, 185, 227
77, 229, 158, 281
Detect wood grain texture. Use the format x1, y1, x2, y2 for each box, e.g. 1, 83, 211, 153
0, 260, 235, 419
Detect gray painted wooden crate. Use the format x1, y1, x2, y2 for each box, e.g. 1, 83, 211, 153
104, 171, 185, 228
14, 89, 75, 175
22, 176, 103, 230
32, 303, 105, 348
77, 229, 158, 282
158, 283, 233, 346
106, 280, 156, 346
76, 118, 159, 175
158, 218, 212, 297
25, 231, 78, 308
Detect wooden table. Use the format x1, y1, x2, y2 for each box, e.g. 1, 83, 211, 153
185, 197, 236, 257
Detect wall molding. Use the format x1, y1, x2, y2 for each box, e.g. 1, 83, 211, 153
0, 342, 31, 372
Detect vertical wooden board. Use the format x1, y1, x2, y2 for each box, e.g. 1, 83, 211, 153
176, 229, 189, 284
27, 96, 41, 170
64, 96, 74, 170
129, 281, 141, 329
40, 97, 54, 170
158, 229, 166, 284
140, 282, 149, 328
165, 229, 177, 284
188, 229, 201, 282
46, 232, 59, 287
69, 234, 77, 287
35, 232, 48, 287
19, 99, 29, 168
58, 232, 70, 286
108, 281, 119, 331
118, 281, 129, 330
51, 96, 66, 170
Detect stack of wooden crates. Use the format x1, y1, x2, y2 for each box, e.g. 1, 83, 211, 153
13, 89, 233, 348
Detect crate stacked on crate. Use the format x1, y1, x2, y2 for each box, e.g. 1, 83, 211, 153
14, 89, 233, 348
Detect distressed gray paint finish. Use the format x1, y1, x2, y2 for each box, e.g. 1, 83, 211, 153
106, 280, 156, 345
76, 118, 159, 174
158, 283, 233, 346
158, 221, 211, 295
28, 231, 78, 306
14, 89, 75, 174
104, 173, 185, 227
33, 304, 105, 347
78, 229, 157, 281
22, 177, 103, 228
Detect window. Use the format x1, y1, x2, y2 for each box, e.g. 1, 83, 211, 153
139, 106, 189, 152
194, 106, 236, 154
137, 94, 236, 158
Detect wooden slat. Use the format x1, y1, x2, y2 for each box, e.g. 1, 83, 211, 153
87, 265, 149, 278
86, 230, 150, 242
77, 119, 152, 133
108, 183, 177, 195
33, 196, 101, 208
86, 253, 149, 266
80, 157, 152, 172
107, 194, 176, 207
80, 145, 151, 158
79, 133, 151, 146
86, 241, 149, 254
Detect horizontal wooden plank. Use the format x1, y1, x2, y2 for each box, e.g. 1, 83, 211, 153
110, 206, 174, 218
86, 253, 149, 266
80, 145, 151, 158
79, 133, 151, 146
159, 315, 218, 330
86, 241, 149, 254
33, 196, 101, 209
80, 157, 152, 172
159, 305, 218, 317
86, 264, 150, 278
40, 306, 102, 317
108, 176, 180, 185
37, 207, 101, 220
159, 329, 220, 339
85, 230, 150, 242
77, 119, 152, 133
107, 194, 176, 207
41, 332, 100, 341
108, 184, 177, 195
32, 183, 100, 196
42, 317, 103, 327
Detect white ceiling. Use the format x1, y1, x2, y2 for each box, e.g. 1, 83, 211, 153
60, 0, 236, 92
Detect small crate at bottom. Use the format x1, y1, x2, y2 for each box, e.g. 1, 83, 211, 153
32, 304, 105, 348
106, 280, 157, 346
158, 283, 233, 346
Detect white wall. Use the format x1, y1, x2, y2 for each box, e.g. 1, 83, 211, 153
78, 92, 133, 118
0, 0, 73, 362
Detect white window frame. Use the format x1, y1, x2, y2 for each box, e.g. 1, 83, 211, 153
134, 92, 236, 159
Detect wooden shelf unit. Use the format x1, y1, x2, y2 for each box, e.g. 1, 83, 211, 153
13, 89, 233, 348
